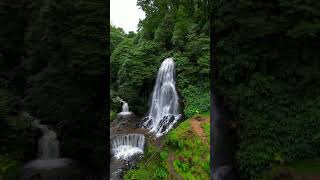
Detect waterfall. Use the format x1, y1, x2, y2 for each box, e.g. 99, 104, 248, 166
112, 134, 145, 160
32, 120, 60, 159
122, 102, 129, 112
22, 113, 70, 171
117, 97, 132, 116
142, 58, 181, 137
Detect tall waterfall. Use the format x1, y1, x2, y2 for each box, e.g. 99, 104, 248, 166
142, 58, 180, 137
112, 134, 145, 160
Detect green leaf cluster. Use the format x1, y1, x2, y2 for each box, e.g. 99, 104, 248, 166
211, 0, 320, 178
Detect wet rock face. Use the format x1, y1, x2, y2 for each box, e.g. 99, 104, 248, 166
140, 116, 152, 128
111, 113, 138, 137
110, 154, 144, 180
155, 115, 176, 134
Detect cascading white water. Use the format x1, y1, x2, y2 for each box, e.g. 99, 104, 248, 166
22, 113, 70, 170
122, 102, 129, 112
32, 120, 60, 159
117, 97, 132, 116
142, 58, 181, 137
112, 134, 145, 160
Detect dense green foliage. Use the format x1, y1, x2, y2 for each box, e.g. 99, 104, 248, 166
211, 0, 320, 178
111, 0, 210, 118
0, 0, 107, 178
124, 113, 210, 179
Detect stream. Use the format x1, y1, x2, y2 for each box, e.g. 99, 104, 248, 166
110, 112, 151, 180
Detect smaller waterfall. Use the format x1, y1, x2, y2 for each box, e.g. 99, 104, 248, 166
117, 97, 132, 116
142, 58, 181, 137
122, 102, 129, 112
32, 120, 60, 159
22, 113, 70, 170
112, 134, 145, 160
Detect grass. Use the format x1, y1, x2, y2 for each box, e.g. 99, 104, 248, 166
166, 113, 210, 179
202, 121, 210, 138
124, 141, 168, 179
124, 112, 210, 180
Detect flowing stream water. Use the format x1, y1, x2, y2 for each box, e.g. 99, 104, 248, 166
142, 58, 181, 137
110, 101, 146, 180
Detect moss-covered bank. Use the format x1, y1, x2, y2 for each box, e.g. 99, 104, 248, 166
124, 113, 210, 180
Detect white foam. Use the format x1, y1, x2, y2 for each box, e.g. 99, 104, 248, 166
117, 111, 132, 116
113, 145, 143, 160
117, 98, 132, 116
24, 158, 72, 170
112, 134, 145, 160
